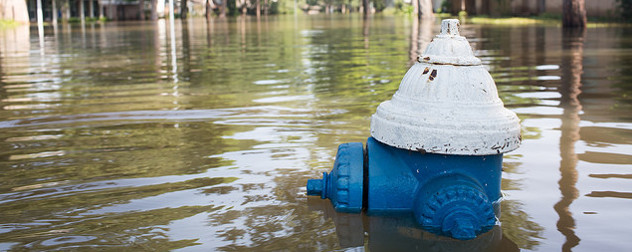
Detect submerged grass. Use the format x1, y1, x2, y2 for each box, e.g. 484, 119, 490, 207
462, 14, 632, 28
0, 19, 20, 29
468, 16, 555, 25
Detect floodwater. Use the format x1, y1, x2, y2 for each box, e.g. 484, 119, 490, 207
0, 15, 630, 251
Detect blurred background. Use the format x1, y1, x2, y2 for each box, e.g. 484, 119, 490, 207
0, 0, 631, 251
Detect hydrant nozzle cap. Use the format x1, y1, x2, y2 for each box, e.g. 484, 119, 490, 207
439, 19, 461, 37
370, 19, 522, 156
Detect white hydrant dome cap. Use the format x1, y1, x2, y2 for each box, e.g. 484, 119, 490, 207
370, 19, 521, 155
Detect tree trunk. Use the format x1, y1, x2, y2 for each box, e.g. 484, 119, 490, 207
220, 0, 226, 17
110, 4, 116, 20
412, 0, 418, 17
562, 0, 586, 28
151, 0, 158, 20
241, 0, 246, 15
538, 0, 546, 13
79, 0, 86, 22
36, 0, 44, 26
98, 0, 103, 19
64, 0, 70, 21
80, 0, 85, 22
52, 0, 58, 24
256, 0, 260, 18
139, 0, 145, 20
362, 0, 368, 17
481, 0, 490, 15
205, 0, 212, 19
89, 0, 94, 18
264, 0, 268, 15
419, 0, 433, 19
181, 0, 188, 19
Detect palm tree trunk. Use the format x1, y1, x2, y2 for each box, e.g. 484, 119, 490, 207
562, 0, 586, 28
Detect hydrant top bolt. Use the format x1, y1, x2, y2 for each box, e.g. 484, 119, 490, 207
440, 19, 461, 37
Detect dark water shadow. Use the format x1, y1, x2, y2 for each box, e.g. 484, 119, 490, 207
307, 197, 519, 251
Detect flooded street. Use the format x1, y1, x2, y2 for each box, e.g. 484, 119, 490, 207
0, 15, 631, 251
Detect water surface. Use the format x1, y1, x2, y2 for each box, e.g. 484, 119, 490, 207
0, 15, 631, 251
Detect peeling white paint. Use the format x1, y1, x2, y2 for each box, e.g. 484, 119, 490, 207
370, 19, 521, 156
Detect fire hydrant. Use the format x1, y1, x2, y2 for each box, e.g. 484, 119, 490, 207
306, 19, 521, 240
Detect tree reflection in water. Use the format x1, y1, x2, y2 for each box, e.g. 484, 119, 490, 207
554, 27, 585, 252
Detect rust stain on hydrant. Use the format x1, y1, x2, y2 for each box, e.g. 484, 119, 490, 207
429, 69, 437, 81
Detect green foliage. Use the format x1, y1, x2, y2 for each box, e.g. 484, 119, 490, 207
85, 17, 102, 22
269, 1, 282, 14
537, 12, 561, 20
68, 17, 81, 23
458, 10, 467, 18
615, 0, 632, 21
371, 0, 386, 12
393, 0, 413, 15
440, 0, 451, 13
228, 0, 238, 15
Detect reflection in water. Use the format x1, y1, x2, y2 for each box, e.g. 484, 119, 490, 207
169, 3, 178, 83
554, 27, 585, 252
0, 24, 29, 60
0, 16, 631, 251
408, 18, 434, 65
363, 16, 370, 49
308, 197, 520, 252
36, 0, 44, 56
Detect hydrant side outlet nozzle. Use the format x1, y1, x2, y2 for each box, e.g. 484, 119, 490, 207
308, 142, 365, 213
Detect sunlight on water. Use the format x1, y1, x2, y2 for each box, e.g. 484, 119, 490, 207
0, 15, 631, 251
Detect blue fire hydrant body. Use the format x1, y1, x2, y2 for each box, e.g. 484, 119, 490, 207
307, 138, 501, 240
